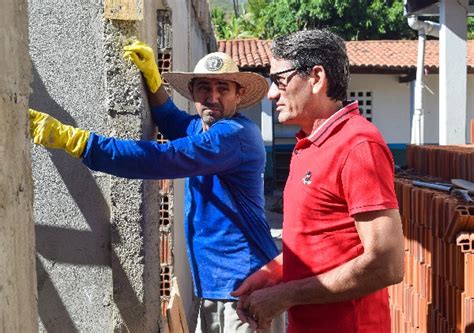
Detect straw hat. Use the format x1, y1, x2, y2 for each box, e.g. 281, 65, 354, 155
162, 52, 269, 109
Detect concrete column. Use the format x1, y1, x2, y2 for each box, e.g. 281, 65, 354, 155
104, 20, 161, 332
261, 83, 274, 193
439, 0, 468, 144
261, 80, 273, 146
0, 0, 37, 331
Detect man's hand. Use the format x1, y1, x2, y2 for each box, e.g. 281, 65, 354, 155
231, 255, 283, 329
239, 283, 290, 330
29, 108, 90, 158
231, 258, 282, 296
124, 40, 162, 93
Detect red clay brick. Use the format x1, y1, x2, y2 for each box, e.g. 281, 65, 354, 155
464, 253, 474, 298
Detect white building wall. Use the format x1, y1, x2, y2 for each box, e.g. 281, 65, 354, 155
349, 73, 474, 145
423, 75, 440, 144
349, 74, 411, 144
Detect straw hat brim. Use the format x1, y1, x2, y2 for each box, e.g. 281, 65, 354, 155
162, 71, 269, 109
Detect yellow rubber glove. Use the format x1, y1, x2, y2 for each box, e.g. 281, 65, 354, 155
123, 40, 162, 93
29, 109, 90, 159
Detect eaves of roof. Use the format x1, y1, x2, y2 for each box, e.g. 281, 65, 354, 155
217, 39, 474, 74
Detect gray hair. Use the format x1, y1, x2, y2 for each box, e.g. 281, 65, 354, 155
271, 29, 350, 101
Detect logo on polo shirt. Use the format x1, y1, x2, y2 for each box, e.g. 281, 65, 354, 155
302, 171, 312, 185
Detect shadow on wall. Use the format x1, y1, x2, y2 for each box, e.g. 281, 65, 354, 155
29, 65, 145, 331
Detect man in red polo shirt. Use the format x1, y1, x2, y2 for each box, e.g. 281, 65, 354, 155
232, 29, 404, 332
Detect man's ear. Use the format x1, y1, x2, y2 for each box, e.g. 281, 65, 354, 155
309, 65, 326, 94
236, 87, 245, 105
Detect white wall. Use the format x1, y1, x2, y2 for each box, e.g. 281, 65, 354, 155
272, 74, 413, 145
349, 74, 411, 144
349, 73, 474, 144
271, 74, 412, 145
423, 75, 440, 144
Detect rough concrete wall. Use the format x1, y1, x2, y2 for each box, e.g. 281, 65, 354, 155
0, 0, 37, 331
104, 19, 161, 331
29, 0, 161, 331
27, 0, 218, 329
29, 2, 112, 331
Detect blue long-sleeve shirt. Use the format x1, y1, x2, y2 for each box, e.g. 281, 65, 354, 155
82, 98, 279, 299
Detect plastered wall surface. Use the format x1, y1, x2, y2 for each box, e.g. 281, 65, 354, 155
349, 74, 411, 144
349, 74, 474, 145
0, 0, 37, 331
423, 75, 474, 144
28, 0, 214, 330
29, 1, 112, 331
28, 0, 161, 331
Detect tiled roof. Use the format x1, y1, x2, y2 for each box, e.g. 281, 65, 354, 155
346, 39, 474, 73
217, 39, 474, 73
217, 39, 272, 71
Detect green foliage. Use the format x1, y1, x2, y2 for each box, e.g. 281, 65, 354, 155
211, 7, 254, 39
209, 0, 239, 16
211, 0, 419, 40
469, 17, 474, 39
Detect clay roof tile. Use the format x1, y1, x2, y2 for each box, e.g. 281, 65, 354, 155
217, 39, 474, 73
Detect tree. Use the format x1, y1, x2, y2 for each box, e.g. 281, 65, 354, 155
212, 0, 418, 40
211, 7, 254, 39
469, 17, 474, 39
233, 0, 240, 16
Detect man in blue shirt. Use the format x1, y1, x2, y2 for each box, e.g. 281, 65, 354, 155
29, 41, 281, 332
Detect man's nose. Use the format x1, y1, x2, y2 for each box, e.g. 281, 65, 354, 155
267, 82, 280, 101
207, 88, 220, 103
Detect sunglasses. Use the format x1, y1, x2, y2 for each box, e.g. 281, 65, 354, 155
269, 66, 306, 89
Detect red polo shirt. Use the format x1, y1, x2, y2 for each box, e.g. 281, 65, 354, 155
282, 101, 398, 333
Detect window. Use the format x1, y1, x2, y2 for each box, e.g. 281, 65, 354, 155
349, 91, 372, 122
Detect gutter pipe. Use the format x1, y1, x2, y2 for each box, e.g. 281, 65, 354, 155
406, 14, 440, 145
